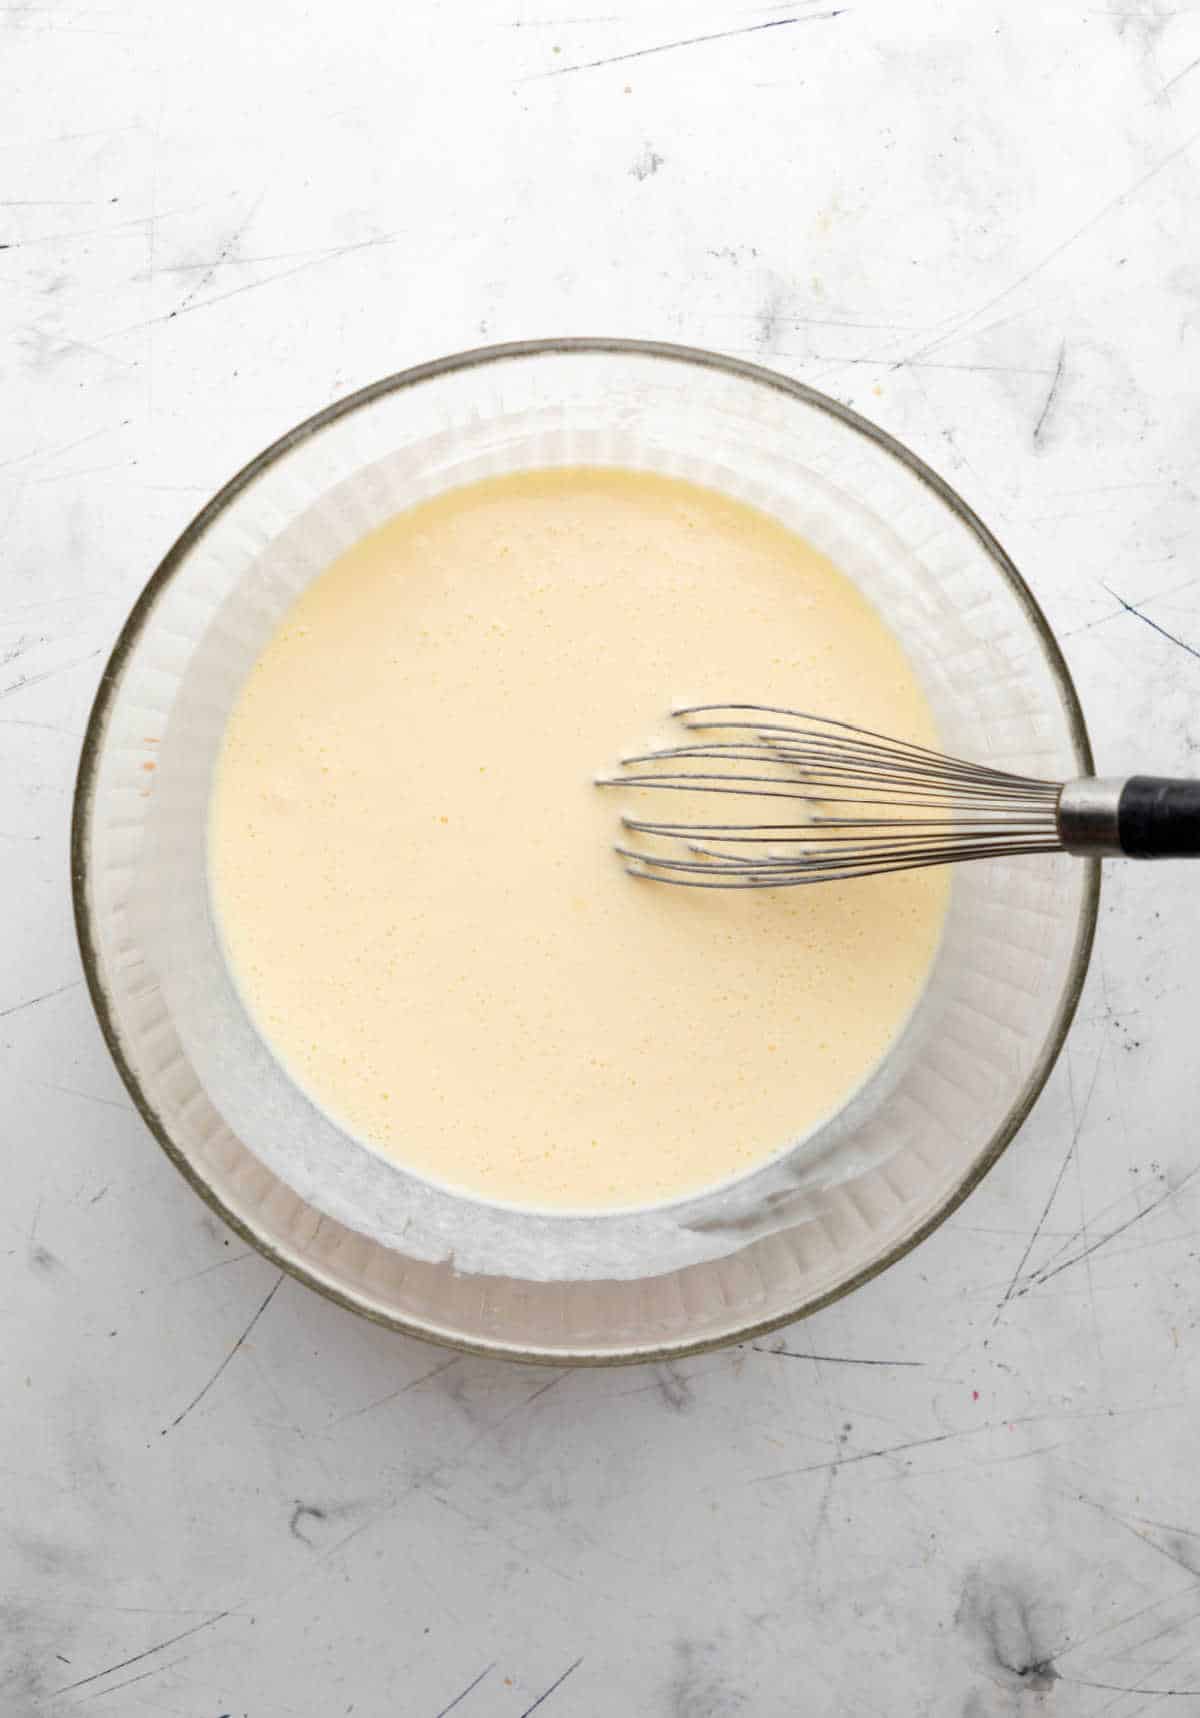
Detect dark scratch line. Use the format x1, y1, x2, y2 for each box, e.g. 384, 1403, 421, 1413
518, 1656, 584, 1716
1079, 1495, 1199, 1576
76, 1653, 196, 1702
1032, 339, 1066, 445
1027, 1116, 1162, 1275
809, 355, 1055, 374
0, 633, 37, 668
753, 1426, 967, 1482
0, 646, 102, 700
432, 1662, 496, 1718
168, 1249, 256, 1286
1159, 52, 1200, 98
1126, 1513, 1200, 1545
1061, 1675, 1200, 1696
310, 1499, 403, 1566
0, 977, 81, 1020
1060, 608, 1125, 640
1032, 1165, 1200, 1289
909, 1438, 1067, 1483
749, 1345, 922, 1366
1102, 584, 1200, 662
0, 202, 199, 254
522, 1371, 568, 1406
162, 1271, 284, 1433
50, 1613, 230, 1694
170, 189, 266, 318
164, 243, 363, 272
529, 12, 844, 77
0, 426, 110, 472
893, 122, 1200, 370
484, 1370, 573, 1438
40, 1079, 134, 1113
512, 13, 622, 23
992, 1049, 1102, 1322
1115, 1601, 1200, 1680
1045, 1579, 1200, 1668
755, 1408, 1129, 1484
331, 1354, 461, 1424
0, 715, 85, 734
105, 234, 403, 341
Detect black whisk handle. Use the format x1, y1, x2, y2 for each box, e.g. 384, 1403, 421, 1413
1118, 776, 1200, 859
1059, 775, 1200, 858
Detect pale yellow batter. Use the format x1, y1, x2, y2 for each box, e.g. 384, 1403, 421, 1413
210, 468, 947, 1210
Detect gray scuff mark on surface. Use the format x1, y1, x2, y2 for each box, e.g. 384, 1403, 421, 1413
288, 1498, 374, 1549
1032, 339, 1067, 447
655, 1362, 694, 1413
0, 631, 42, 667
956, 1567, 1060, 1692
288, 1502, 328, 1546
668, 1638, 748, 1716
162, 1270, 284, 1434
25, 1198, 59, 1277
755, 277, 788, 353
629, 143, 664, 181
528, 12, 846, 78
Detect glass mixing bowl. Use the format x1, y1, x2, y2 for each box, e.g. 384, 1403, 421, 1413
72, 339, 1098, 1362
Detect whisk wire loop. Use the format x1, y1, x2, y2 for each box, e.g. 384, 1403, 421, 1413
599, 705, 1065, 887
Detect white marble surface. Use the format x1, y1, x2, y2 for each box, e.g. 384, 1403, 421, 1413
4, 2, 1200, 1712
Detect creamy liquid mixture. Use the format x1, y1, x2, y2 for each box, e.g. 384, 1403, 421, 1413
210, 468, 947, 1210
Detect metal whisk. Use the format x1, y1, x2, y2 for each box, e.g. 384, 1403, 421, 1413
597, 705, 1200, 887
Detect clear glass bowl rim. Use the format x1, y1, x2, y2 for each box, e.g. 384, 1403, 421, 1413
71, 337, 1101, 1362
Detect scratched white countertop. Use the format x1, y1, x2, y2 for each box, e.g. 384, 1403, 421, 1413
5, 3, 1200, 1713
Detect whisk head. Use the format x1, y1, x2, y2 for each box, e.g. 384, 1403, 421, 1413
597, 704, 1066, 887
